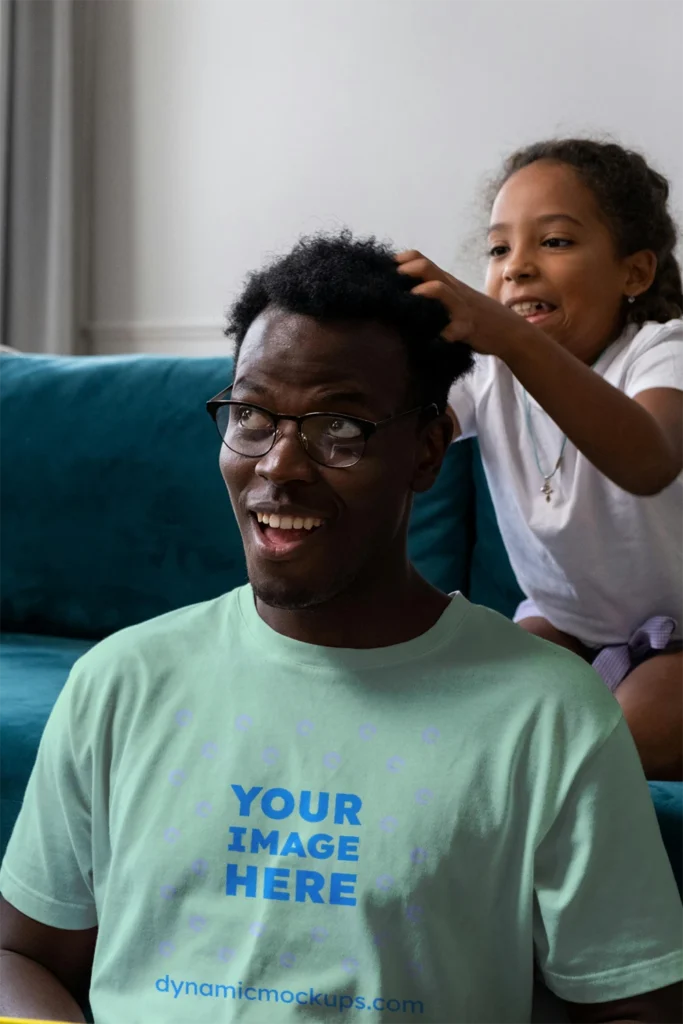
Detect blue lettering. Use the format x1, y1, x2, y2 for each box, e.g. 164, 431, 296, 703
310, 989, 323, 1006
226, 862, 257, 897
295, 869, 325, 903
262, 787, 295, 820
185, 982, 198, 996
334, 793, 362, 825
263, 866, 290, 901
250, 828, 279, 854
281, 991, 294, 1004
329, 872, 357, 906
155, 975, 169, 993
227, 826, 247, 852
296, 991, 307, 1005
245, 988, 257, 1001
231, 784, 262, 816
300, 790, 329, 822
215, 985, 235, 998
338, 835, 360, 861
307, 833, 334, 859
280, 832, 306, 857
200, 984, 213, 996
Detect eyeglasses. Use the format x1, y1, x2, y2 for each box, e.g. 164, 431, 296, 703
206, 385, 436, 469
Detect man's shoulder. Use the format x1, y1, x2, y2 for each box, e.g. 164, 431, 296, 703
445, 601, 624, 787
67, 586, 245, 693
454, 599, 619, 724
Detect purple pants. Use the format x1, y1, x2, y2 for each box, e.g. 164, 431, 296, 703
514, 599, 680, 692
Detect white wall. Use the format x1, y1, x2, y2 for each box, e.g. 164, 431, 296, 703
87, 0, 683, 356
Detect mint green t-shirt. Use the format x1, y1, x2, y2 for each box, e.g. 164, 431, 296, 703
1, 587, 681, 1023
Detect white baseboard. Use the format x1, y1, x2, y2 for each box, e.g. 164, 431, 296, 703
86, 322, 234, 357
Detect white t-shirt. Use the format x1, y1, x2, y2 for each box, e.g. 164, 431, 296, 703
448, 319, 683, 647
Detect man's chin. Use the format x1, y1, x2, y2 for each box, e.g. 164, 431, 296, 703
251, 579, 325, 611
248, 564, 359, 613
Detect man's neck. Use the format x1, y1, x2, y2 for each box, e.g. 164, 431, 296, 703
255, 566, 450, 649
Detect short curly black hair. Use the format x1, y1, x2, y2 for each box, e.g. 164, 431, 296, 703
226, 231, 473, 414
492, 139, 682, 325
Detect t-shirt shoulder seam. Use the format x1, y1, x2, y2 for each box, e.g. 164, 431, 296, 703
73, 591, 235, 669
630, 318, 683, 353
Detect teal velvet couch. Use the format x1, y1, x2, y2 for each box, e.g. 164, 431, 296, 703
1, 353, 680, 895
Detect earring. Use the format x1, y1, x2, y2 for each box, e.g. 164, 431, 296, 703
627, 295, 636, 304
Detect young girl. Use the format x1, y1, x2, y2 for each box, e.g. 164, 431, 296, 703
397, 139, 682, 781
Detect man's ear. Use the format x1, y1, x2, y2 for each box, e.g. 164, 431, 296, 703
411, 413, 454, 494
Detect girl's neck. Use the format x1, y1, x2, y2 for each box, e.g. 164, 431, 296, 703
574, 316, 632, 367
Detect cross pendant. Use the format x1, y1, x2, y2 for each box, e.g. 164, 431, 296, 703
541, 481, 553, 502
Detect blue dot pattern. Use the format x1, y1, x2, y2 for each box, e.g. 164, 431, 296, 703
159, 703, 447, 996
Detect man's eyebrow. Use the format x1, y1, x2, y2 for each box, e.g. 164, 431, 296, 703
313, 389, 372, 406
488, 213, 584, 234
231, 376, 269, 396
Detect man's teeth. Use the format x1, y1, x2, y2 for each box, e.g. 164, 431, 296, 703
256, 512, 323, 531
511, 301, 554, 316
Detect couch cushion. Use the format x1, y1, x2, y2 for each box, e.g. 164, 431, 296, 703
468, 441, 524, 618
1, 355, 242, 638
410, 438, 474, 595
0, 633, 94, 857
649, 781, 683, 893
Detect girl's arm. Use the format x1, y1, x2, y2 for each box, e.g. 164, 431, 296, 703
504, 330, 682, 495
399, 253, 682, 495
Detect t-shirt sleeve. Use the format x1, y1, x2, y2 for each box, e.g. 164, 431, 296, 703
533, 715, 683, 1003
447, 356, 490, 439
0, 666, 98, 930
624, 320, 683, 397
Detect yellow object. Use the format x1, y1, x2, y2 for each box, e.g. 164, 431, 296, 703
0, 1018, 75, 1023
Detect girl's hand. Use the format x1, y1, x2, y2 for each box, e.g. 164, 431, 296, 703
395, 250, 532, 360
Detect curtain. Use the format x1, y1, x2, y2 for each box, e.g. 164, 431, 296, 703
1, 0, 93, 354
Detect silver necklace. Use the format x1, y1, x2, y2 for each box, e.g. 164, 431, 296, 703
522, 389, 567, 502
521, 347, 610, 502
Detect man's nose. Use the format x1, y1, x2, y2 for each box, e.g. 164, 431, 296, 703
255, 420, 319, 485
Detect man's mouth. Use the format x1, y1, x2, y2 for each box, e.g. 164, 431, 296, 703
249, 511, 327, 558
508, 299, 557, 324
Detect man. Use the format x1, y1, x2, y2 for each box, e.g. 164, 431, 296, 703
0, 232, 681, 1023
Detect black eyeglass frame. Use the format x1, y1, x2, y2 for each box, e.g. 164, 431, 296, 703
206, 385, 438, 467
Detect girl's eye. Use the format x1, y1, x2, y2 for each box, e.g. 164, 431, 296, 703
488, 244, 509, 258
542, 237, 574, 248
